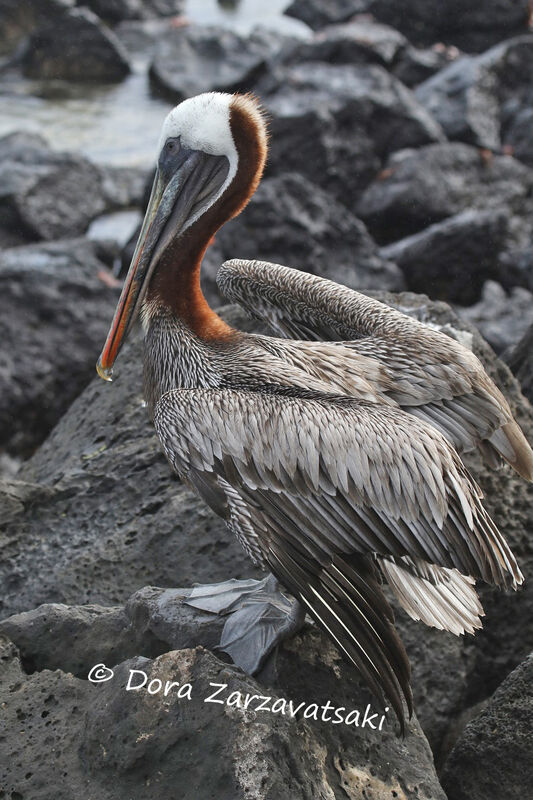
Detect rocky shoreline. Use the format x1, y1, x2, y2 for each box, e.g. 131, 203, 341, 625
1, 0, 533, 797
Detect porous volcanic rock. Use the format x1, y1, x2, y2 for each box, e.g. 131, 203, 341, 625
0, 238, 120, 459
262, 61, 444, 206
442, 653, 533, 800
357, 142, 533, 244
22, 6, 131, 82
149, 25, 277, 103
0, 624, 447, 800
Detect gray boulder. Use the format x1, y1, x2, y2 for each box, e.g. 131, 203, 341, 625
263, 61, 444, 207
456, 281, 533, 355
149, 25, 277, 103
0, 131, 146, 248
442, 653, 533, 800
22, 6, 131, 82
380, 209, 509, 304
358, 142, 533, 243
416, 36, 533, 151
0, 625, 446, 799
0, 238, 120, 459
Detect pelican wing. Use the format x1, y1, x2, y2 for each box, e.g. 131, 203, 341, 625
217, 259, 533, 480
154, 387, 522, 723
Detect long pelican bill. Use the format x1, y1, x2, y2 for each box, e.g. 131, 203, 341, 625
96, 144, 229, 380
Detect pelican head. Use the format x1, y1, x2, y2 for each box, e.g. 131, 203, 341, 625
97, 92, 267, 380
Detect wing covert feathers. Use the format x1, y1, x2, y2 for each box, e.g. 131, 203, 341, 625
155, 385, 523, 726
218, 259, 533, 480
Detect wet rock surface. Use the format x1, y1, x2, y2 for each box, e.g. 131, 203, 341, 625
0, 131, 145, 248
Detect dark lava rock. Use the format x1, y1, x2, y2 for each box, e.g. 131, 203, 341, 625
205, 173, 405, 303
0, 238, 120, 459
149, 25, 276, 103
380, 209, 509, 304
358, 142, 533, 244
0, 626, 446, 800
0, 131, 144, 247
456, 281, 533, 355
442, 653, 533, 800
22, 6, 131, 82
0, 0, 72, 56
506, 322, 533, 405
285, 0, 531, 50
263, 61, 444, 207
416, 35, 533, 151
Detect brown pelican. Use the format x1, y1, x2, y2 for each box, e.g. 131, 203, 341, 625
97, 92, 533, 729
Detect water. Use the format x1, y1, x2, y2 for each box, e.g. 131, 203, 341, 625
0, 0, 307, 167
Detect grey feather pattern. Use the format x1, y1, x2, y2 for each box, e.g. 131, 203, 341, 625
218, 259, 533, 480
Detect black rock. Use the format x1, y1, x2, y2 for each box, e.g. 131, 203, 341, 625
149, 25, 276, 103
416, 35, 533, 151
0, 131, 144, 247
0, 238, 120, 459
0, 627, 446, 799
506, 322, 533, 404
357, 142, 533, 244
263, 61, 443, 207
456, 281, 533, 355
79, 0, 145, 23
22, 6, 131, 82
380, 209, 509, 304
206, 173, 405, 304
442, 653, 533, 800
392, 43, 460, 87
285, 0, 531, 50
282, 17, 408, 68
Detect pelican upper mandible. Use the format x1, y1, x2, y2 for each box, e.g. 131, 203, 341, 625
97, 91, 533, 730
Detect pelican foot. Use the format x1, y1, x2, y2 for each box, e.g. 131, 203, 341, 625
183, 574, 306, 674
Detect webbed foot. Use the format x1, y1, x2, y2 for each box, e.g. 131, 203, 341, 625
184, 574, 306, 673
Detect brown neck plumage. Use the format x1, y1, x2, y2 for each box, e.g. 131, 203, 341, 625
148, 95, 267, 340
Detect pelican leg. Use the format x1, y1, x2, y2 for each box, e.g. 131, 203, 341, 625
183, 574, 306, 674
